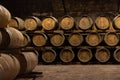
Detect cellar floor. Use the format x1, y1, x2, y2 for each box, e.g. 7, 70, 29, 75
16, 64, 120, 80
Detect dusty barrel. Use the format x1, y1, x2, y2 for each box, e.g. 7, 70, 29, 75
8, 17, 25, 30
21, 33, 31, 47
104, 32, 119, 46
42, 16, 58, 30
50, 33, 65, 46
59, 15, 75, 30
24, 16, 41, 30
95, 48, 110, 63
13, 51, 38, 74
0, 57, 10, 80
95, 16, 110, 30
42, 48, 56, 63
68, 33, 83, 46
0, 53, 20, 80
113, 49, 120, 62
60, 48, 75, 63
0, 5, 11, 28
77, 16, 93, 30
5, 27, 24, 48
1, 53, 20, 76
32, 33, 47, 47
0, 56, 10, 80
77, 48, 93, 63
113, 15, 120, 29
86, 32, 102, 46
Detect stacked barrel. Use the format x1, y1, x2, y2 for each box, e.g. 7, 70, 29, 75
0, 5, 38, 80
7, 11, 120, 64
8, 14, 119, 64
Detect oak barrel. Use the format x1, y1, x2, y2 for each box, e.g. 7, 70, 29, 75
86, 32, 102, 46
113, 49, 120, 62
95, 48, 110, 63
32, 33, 47, 47
77, 48, 93, 63
0, 56, 10, 80
13, 51, 38, 74
0, 53, 20, 80
95, 16, 110, 30
42, 49, 56, 63
104, 32, 119, 46
77, 16, 93, 30
68, 33, 83, 46
42, 16, 58, 30
0, 5, 11, 28
113, 15, 120, 29
50, 33, 65, 46
59, 15, 74, 30
21, 33, 31, 47
1, 53, 20, 80
5, 27, 24, 48
24, 16, 41, 30
60, 48, 75, 63
8, 17, 25, 30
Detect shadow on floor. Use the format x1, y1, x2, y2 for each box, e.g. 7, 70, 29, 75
16, 72, 43, 80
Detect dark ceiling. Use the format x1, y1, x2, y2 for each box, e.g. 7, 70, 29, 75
0, 0, 119, 18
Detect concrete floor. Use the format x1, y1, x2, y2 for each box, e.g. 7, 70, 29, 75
16, 64, 120, 80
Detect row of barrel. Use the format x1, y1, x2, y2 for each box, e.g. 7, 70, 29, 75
39, 47, 120, 63
25, 32, 120, 47
7, 15, 120, 31
0, 51, 38, 80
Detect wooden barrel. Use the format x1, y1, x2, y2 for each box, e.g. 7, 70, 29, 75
60, 48, 75, 63
13, 51, 38, 74
42, 16, 58, 30
104, 32, 119, 46
0, 53, 20, 80
50, 33, 65, 46
42, 49, 56, 63
95, 16, 110, 30
1, 53, 20, 80
113, 15, 120, 29
0, 56, 10, 80
32, 33, 47, 47
21, 33, 31, 47
5, 27, 24, 48
68, 33, 83, 46
0, 5, 11, 28
8, 17, 25, 30
77, 48, 93, 63
59, 15, 74, 30
113, 49, 120, 62
95, 48, 110, 63
24, 16, 41, 31
77, 16, 93, 30
86, 32, 102, 46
